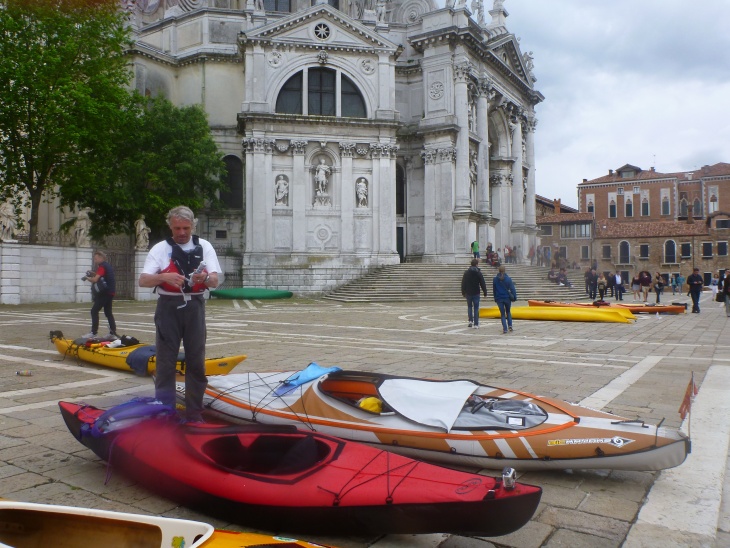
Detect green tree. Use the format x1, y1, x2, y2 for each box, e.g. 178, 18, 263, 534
66, 95, 227, 239
0, 0, 133, 243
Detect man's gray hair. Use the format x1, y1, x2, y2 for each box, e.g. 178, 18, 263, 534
166, 206, 197, 229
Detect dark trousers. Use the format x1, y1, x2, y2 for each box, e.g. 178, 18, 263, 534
690, 290, 701, 313
466, 294, 481, 325
90, 293, 116, 334
154, 295, 207, 420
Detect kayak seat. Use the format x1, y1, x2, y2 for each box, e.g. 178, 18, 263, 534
247, 435, 327, 475
202, 435, 328, 476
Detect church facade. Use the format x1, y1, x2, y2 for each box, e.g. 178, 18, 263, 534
126, 0, 542, 292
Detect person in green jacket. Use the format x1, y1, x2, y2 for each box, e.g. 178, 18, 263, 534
471, 240, 480, 260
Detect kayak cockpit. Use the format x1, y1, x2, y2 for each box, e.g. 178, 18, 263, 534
319, 372, 549, 432
200, 433, 333, 476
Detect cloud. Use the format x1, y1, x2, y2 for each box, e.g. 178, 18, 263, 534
502, 0, 730, 206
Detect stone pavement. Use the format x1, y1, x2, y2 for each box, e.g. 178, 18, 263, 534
1, 292, 728, 547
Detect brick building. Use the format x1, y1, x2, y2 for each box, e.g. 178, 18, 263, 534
537, 163, 730, 285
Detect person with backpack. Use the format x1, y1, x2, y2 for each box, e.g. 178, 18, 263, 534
493, 265, 517, 334
82, 250, 117, 339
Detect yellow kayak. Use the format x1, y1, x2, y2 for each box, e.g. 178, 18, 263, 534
50, 331, 246, 376
479, 306, 633, 323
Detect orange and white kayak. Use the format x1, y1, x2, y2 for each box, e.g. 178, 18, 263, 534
188, 365, 690, 472
528, 300, 686, 314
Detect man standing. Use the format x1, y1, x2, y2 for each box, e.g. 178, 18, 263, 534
588, 269, 598, 300
461, 259, 487, 329
471, 240, 480, 260
687, 267, 704, 313
139, 206, 221, 422
614, 272, 625, 301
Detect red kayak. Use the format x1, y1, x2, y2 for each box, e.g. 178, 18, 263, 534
59, 400, 541, 537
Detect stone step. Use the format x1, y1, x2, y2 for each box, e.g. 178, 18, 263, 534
324, 263, 593, 303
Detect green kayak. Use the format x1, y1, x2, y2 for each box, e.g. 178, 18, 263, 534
210, 287, 293, 300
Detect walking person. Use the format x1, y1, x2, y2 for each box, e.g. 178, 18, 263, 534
654, 272, 665, 303
597, 273, 607, 301
639, 270, 652, 302
588, 269, 598, 301
82, 250, 117, 339
676, 273, 685, 297
139, 206, 222, 422
461, 259, 487, 329
709, 272, 719, 302
470, 240, 480, 260
686, 267, 704, 313
614, 272, 625, 301
493, 265, 517, 334
722, 273, 730, 317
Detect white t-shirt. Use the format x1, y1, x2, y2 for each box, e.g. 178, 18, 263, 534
143, 237, 222, 295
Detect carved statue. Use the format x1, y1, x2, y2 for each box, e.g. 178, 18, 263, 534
254, 0, 264, 11
471, 0, 485, 25
314, 158, 331, 195
274, 175, 289, 206
523, 51, 535, 72
375, 0, 386, 23
493, 0, 505, 9
135, 215, 151, 250
74, 208, 91, 248
0, 201, 17, 241
356, 178, 368, 207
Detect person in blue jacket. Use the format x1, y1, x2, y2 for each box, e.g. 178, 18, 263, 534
493, 265, 517, 334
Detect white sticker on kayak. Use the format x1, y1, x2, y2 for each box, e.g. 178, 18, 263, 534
548, 436, 635, 448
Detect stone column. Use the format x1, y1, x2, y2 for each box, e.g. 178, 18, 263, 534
243, 137, 275, 253
291, 140, 308, 253
421, 147, 438, 256
510, 110, 525, 226
476, 78, 492, 215
525, 116, 537, 227
340, 142, 355, 253
453, 61, 472, 212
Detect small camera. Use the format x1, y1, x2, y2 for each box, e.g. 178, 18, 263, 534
81, 270, 94, 281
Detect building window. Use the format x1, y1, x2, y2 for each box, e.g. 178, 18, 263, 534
540, 225, 553, 236
693, 198, 702, 217
264, 0, 290, 11
718, 219, 730, 229
639, 244, 649, 259
702, 242, 713, 258
661, 197, 670, 216
581, 245, 589, 260
275, 68, 366, 118
641, 198, 649, 216
664, 240, 677, 264
609, 200, 617, 218
619, 241, 630, 264
617, 187, 624, 195
680, 242, 691, 258
215, 230, 227, 239
602, 245, 611, 259
718, 241, 728, 256
633, 186, 640, 194
221, 155, 244, 210
587, 201, 594, 214
560, 223, 591, 239
679, 199, 688, 217
709, 194, 718, 213
625, 199, 633, 217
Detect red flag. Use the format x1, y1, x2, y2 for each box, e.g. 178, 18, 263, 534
678, 373, 698, 420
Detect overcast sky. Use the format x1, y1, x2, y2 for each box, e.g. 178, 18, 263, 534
493, 0, 730, 208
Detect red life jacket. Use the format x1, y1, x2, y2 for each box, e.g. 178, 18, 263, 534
157, 236, 208, 294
